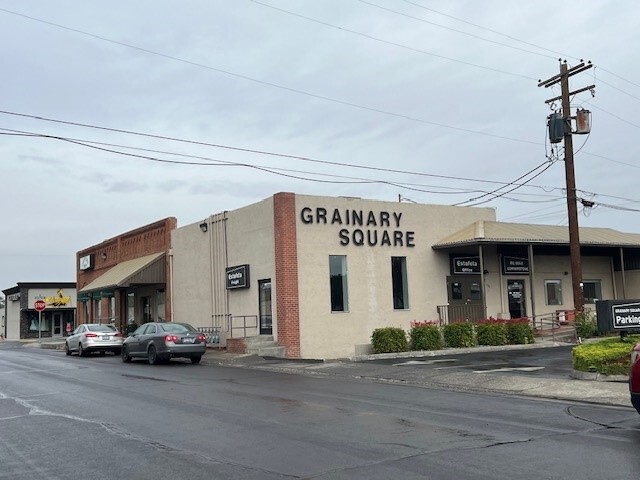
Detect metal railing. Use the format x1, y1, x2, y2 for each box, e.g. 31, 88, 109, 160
228, 315, 258, 338
197, 326, 221, 344
436, 304, 485, 324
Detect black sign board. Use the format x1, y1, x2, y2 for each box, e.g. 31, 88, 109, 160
596, 299, 640, 332
502, 256, 529, 275
226, 264, 250, 290
452, 256, 481, 275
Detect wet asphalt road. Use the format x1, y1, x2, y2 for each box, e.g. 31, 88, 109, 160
1, 343, 639, 479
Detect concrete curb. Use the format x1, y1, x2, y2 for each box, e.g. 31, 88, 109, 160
570, 369, 628, 383
350, 341, 571, 362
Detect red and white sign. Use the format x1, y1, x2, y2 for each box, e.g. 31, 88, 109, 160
34, 299, 46, 312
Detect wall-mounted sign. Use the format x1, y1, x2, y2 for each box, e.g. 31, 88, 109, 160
7, 293, 20, 301
226, 264, 250, 290
79, 254, 94, 271
502, 256, 529, 275
299, 206, 416, 248
452, 256, 481, 275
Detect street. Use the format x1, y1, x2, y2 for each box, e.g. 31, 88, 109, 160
1, 344, 639, 480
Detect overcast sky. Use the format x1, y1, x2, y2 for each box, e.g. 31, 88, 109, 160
1, 1, 639, 293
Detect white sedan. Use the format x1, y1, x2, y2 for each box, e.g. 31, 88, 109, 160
65, 323, 123, 357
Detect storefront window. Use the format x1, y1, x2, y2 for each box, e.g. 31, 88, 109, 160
582, 280, 601, 304
545, 280, 562, 305
157, 290, 165, 322
127, 293, 135, 325
391, 257, 409, 310
329, 255, 348, 312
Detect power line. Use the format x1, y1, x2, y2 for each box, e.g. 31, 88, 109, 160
250, 0, 536, 81
0, 7, 539, 145
355, 0, 558, 60
0, 126, 567, 202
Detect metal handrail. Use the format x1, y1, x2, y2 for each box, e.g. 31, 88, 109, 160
228, 315, 258, 338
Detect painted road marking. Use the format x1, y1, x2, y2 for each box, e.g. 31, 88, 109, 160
473, 366, 545, 374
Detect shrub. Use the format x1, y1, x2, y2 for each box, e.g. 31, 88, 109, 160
410, 323, 442, 351
443, 322, 474, 348
575, 309, 598, 339
506, 318, 534, 344
572, 336, 640, 375
371, 327, 408, 354
475, 318, 507, 346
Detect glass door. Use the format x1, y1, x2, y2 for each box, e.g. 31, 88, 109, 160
52, 312, 63, 336
258, 279, 272, 335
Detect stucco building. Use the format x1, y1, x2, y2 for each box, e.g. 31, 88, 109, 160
170, 192, 640, 359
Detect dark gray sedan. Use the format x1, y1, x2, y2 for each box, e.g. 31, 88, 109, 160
121, 322, 207, 365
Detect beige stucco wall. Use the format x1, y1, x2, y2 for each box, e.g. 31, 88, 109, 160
171, 222, 216, 328
171, 198, 276, 341
480, 253, 616, 321
294, 194, 496, 359
5, 298, 20, 340
224, 198, 276, 337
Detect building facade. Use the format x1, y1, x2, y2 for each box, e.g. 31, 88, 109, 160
172, 192, 640, 359
1, 283, 76, 340
76, 218, 176, 334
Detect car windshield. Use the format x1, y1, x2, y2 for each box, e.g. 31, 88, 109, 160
87, 324, 116, 332
159, 323, 197, 333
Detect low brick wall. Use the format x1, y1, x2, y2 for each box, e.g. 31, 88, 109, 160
226, 338, 247, 354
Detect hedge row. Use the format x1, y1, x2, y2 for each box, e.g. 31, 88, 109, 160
371, 318, 534, 354
572, 336, 640, 375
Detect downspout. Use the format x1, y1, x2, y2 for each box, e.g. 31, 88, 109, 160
168, 249, 174, 322
620, 247, 627, 299
528, 244, 536, 321
610, 254, 618, 300
479, 244, 486, 318
208, 214, 214, 327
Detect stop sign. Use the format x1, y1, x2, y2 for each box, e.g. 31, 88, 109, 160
34, 299, 46, 312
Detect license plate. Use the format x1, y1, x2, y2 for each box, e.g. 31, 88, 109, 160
182, 337, 194, 343
102, 336, 110, 340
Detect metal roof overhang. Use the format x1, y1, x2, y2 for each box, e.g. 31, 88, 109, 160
79, 252, 165, 294
432, 220, 640, 250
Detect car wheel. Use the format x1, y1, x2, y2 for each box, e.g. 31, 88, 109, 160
148, 345, 158, 365
78, 343, 85, 357
121, 345, 132, 363
65, 342, 71, 356
191, 356, 202, 364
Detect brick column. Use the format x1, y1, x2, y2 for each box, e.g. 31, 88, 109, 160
273, 192, 301, 358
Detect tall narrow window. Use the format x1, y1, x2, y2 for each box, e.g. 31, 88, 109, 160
157, 290, 166, 322
329, 255, 348, 312
545, 280, 562, 305
127, 292, 135, 325
391, 256, 409, 309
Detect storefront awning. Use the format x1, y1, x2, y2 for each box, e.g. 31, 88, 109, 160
79, 252, 165, 294
432, 220, 640, 249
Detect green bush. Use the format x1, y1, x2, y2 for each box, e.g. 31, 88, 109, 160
506, 318, 534, 344
575, 309, 598, 339
410, 324, 442, 351
572, 336, 640, 375
476, 321, 507, 346
443, 322, 474, 348
371, 327, 408, 354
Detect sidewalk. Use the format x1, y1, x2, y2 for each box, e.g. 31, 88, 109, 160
15, 337, 634, 409
201, 342, 633, 409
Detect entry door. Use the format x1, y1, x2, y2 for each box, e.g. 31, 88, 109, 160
507, 280, 526, 319
258, 279, 272, 335
52, 312, 63, 336
446, 276, 484, 322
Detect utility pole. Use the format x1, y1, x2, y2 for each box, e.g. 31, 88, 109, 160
538, 60, 595, 315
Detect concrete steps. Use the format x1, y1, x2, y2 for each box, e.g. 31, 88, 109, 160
245, 335, 286, 357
